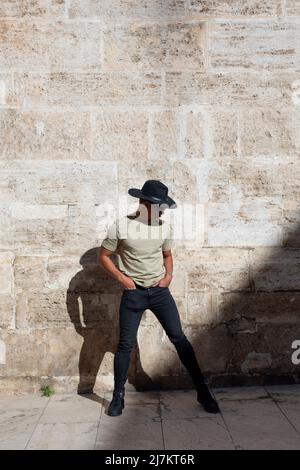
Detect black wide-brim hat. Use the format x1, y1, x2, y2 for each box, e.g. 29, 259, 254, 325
128, 179, 177, 209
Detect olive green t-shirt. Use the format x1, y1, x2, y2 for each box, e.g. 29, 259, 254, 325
101, 213, 174, 288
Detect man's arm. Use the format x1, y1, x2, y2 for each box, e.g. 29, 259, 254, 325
158, 249, 173, 287
158, 222, 174, 287
66, 288, 83, 335
99, 246, 136, 290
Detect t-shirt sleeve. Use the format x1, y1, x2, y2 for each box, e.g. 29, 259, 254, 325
162, 224, 174, 251
101, 219, 119, 252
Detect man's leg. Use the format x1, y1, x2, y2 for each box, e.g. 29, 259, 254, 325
114, 290, 147, 392
149, 286, 220, 413
149, 287, 204, 387
108, 290, 147, 416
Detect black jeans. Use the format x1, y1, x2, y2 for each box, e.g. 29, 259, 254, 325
114, 283, 205, 391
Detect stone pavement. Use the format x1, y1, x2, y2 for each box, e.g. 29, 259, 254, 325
0, 385, 300, 450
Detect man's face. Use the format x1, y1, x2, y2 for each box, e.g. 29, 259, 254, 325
139, 199, 165, 219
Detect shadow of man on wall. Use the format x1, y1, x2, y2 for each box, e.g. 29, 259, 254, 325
66, 247, 157, 395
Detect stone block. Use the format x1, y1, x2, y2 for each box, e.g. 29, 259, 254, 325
168, 269, 186, 296
0, 19, 102, 70
46, 256, 82, 290
14, 256, 47, 291
0, 295, 14, 329
184, 107, 206, 159
149, 109, 180, 162
0, 375, 76, 395
17, 286, 119, 329
208, 20, 299, 72
207, 196, 283, 246
171, 294, 188, 322
15, 71, 163, 107
282, 200, 300, 247
172, 160, 206, 203
137, 324, 182, 377
227, 323, 300, 376
281, 158, 300, 202
0, 330, 48, 377
11, 207, 73, 256
118, 165, 173, 193
46, 327, 119, 379
0, 251, 14, 294
0, 1, 65, 18
141, 309, 159, 326
18, 290, 71, 328
92, 110, 148, 161
230, 157, 284, 197
0, 72, 18, 106
0, 251, 14, 328
285, 1, 300, 16
186, 291, 218, 326
184, 324, 230, 374
207, 159, 231, 203
216, 291, 300, 324
185, 247, 251, 292
178, 106, 238, 163
1, 202, 117, 256
200, 107, 237, 159
164, 70, 297, 107
249, 247, 300, 291
239, 107, 300, 157
0, 204, 14, 250
103, 22, 205, 70
0, 110, 92, 159
46, 328, 83, 376
0, 161, 117, 204
68, 0, 185, 19
188, 0, 282, 17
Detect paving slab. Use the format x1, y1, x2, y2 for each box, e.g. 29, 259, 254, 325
0, 395, 49, 450
26, 422, 99, 450
95, 404, 163, 450
105, 390, 160, 406
0, 395, 49, 410
1, 387, 300, 450
163, 417, 235, 450
39, 393, 103, 424
266, 385, 300, 434
219, 395, 300, 450
265, 384, 300, 398
160, 390, 219, 419
213, 386, 268, 401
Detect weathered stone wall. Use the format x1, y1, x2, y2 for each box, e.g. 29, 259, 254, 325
1, 0, 300, 394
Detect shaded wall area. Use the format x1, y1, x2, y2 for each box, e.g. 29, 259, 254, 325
0, 0, 300, 393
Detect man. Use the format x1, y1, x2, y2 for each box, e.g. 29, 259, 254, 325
99, 180, 220, 416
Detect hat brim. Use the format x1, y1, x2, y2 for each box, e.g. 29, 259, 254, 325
128, 188, 177, 209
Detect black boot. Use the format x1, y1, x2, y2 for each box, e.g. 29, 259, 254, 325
107, 388, 125, 417
196, 381, 220, 414
173, 335, 220, 413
